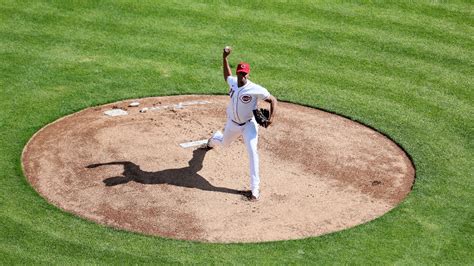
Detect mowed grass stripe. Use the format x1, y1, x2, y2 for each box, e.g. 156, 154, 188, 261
157, 2, 473, 62
1, 2, 471, 70
0, 0, 472, 264
2, 2, 466, 94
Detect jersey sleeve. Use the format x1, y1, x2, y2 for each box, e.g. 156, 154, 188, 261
227, 76, 237, 88
255, 85, 271, 100
226, 76, 237, 96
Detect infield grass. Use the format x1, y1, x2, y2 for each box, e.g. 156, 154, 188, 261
0, 0, 473, 264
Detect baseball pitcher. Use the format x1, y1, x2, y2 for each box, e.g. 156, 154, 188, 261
207, 46, 278, 201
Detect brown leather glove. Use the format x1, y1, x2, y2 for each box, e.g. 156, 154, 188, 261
253, 108, 271, 128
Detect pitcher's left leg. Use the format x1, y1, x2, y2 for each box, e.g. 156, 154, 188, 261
243, 120, 260, 198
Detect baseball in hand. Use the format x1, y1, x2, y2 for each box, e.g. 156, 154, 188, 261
224, 46, 232, 53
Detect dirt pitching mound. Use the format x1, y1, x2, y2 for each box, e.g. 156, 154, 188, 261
22, 95, 415, 243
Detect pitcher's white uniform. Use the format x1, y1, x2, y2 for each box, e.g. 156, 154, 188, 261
208, 76, 271, 198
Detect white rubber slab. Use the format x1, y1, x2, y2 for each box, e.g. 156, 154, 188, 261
179, 139, 207, 148
104, 109, 128, 117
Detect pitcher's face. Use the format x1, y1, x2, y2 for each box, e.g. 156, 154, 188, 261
237, 72, 249, 84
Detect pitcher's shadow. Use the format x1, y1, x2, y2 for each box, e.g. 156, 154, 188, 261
86, 148, 248, 196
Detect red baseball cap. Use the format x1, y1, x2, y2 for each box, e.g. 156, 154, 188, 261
236, 62, 250, 74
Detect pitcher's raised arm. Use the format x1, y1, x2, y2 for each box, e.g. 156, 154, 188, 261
223, 46, 232, 82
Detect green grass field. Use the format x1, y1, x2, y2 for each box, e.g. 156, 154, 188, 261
1, 0, 472, 264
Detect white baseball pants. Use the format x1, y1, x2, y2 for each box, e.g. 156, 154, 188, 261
208, 118, 260, 197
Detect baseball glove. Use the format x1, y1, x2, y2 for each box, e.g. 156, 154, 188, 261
253, 108, 271, 128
